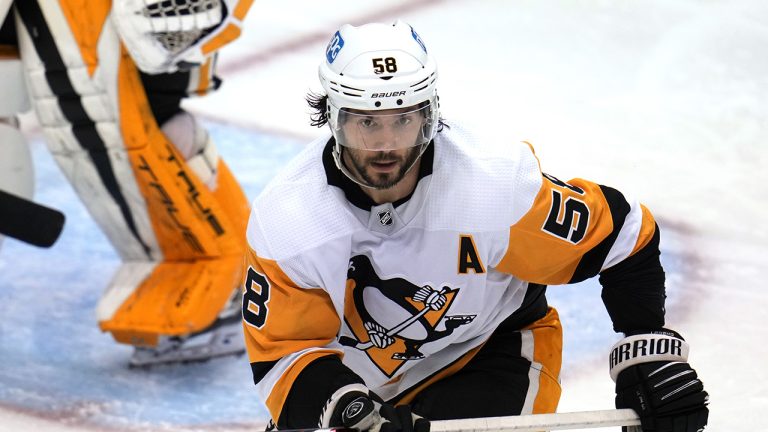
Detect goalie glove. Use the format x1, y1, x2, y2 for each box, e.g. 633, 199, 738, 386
112, 0, 239, 74
320, 384, 430, 432
609, 330, 709, 432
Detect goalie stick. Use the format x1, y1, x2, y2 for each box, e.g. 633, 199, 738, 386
274, 409, 641, 432
0, 189, 65, 247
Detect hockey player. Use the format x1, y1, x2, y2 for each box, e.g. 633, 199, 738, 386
242, 21, 709, 432
0, 0, 254, 366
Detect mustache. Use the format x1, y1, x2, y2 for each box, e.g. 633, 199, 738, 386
367, 152, 402, 163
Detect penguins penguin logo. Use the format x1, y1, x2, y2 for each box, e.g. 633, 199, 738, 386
340, 255, 475, 376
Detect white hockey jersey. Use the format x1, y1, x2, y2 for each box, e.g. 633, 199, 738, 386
242, 123, 656, 421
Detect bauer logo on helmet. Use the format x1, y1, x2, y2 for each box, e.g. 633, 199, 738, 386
371, 91, 406, 98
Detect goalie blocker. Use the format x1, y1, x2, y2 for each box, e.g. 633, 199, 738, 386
609, 330, 709, 432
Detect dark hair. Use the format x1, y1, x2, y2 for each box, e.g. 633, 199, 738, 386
305, 92, 447, 131
306, 92, 329, 128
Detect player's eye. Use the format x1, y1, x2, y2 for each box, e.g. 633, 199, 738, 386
394, 115, 413, 127
358, 118, 376, 129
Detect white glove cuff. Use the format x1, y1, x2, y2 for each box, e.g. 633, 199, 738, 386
609, 333, 689, 382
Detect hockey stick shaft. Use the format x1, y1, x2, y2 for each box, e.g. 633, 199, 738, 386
279, 409, 640, 432
429, 409, 641, 431
0, 189, 65, 247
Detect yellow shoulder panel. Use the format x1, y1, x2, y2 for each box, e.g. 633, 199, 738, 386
497, 176, 614, 285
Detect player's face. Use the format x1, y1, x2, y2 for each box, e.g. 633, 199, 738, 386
338, 105, 427, 189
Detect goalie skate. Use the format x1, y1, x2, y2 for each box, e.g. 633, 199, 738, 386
129, 295, 244, 367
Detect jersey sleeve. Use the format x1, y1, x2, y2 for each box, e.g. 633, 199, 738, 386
497, 143, 665, 332
242, 245, 344, 422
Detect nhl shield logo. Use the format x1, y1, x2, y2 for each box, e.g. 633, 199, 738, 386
378, 210, 393, 226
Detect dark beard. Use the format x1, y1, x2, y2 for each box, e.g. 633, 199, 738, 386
345, 146, 422, 189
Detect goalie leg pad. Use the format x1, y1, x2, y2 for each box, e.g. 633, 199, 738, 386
1, 0, 13, 25
116, 54, 250, 260
0, 56, 34, 248
0, 121, 33, 201
95, 54, 250, 346
100, 63, 250, 342
0, 57, 33, 204
0, 55, 30, 116
97, 56, 250, 344
99, 254, 243, 345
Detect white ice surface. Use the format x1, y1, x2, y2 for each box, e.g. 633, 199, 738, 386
2, 0, 767, 430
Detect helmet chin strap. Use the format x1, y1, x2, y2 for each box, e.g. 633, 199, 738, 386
331, 141, 430, 191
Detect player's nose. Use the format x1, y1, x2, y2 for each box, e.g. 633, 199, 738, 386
369, 126, 401, 150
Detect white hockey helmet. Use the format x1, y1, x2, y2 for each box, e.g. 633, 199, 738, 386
319, 21, 440, 152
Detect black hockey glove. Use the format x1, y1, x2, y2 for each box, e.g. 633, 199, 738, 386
320, 384, 429, 432
609, 330, 708, 432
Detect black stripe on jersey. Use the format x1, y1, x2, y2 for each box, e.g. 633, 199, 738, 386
277, 355, 365, 429
323, 138, 435, 210
16, 1, 152, 257
250, 359, 279, 385
568, 185, 631, 283
599, 224, 665, 333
